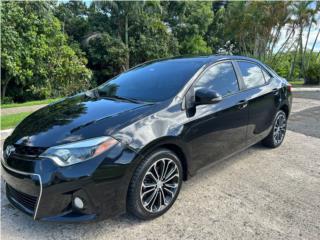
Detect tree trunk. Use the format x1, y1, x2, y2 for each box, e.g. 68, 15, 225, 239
306, 28, 320, 69
298, 21, 304, 81
125, 14, 129, 70
274, 39, 296, 63
288, 43, 298, 82
265, 28, 275, 56
303, 21, 312, 61
1, 75, 10, 100
254, 33, 259, 57
302, 21, 312, 82
316, 50, 320, 60
272, 29, 294, 61
269, 25, 282, 57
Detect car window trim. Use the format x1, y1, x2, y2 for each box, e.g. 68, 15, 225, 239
231, 60, 246, 91
260, 67, 272, 83
180, 58, 277, 110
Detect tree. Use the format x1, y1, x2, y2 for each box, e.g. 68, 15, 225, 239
84, 33, 128, 85
218, 1, 291, 59
129, 5, 179, 65
305, 2, 320, 71
1, 2, 92, 102
54, 1, 90, 42
206, 6, 227, 54
291, 1, 316, 81
59, 0, 178, 84
2, 0, 320, 104
91, 1, 145, 69
162, 1, 213, 55
306, 28, 320, 69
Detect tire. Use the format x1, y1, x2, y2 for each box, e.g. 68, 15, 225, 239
127, 148, 183, 220
262, 110, 287, 148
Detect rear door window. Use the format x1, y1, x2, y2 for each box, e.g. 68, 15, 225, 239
237, 61, 266, 88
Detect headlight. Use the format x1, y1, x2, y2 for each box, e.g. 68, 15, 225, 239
40, 136, 119, 166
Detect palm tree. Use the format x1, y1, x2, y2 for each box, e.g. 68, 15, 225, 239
305, 2, 320, 69
290, 1, 316, 82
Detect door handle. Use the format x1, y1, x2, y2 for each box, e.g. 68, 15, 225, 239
237, 100, 248, 109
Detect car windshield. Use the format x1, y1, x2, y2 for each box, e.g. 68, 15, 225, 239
97, 59, 204, 102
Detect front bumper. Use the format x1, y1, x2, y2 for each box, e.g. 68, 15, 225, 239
1, 145, 138, 222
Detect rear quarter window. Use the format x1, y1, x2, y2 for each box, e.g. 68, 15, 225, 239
261, 68, 272, 82
237, 61, 266, 89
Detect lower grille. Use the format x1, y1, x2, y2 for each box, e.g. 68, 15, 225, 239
6, 184, 38, 214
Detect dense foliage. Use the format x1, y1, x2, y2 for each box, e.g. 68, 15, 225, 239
1, 2, 92, 102
1, 1, 319, 103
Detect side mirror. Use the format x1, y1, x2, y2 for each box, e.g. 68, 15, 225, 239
195, 88, 222, 105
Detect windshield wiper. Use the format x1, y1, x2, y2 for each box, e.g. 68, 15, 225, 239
96, 89, 152, 104
105, 95, 142, 104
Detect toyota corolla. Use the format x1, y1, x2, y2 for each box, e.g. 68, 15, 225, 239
2, 55, 292, 222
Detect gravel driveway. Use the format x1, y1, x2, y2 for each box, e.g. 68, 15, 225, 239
1, 96, 320, 240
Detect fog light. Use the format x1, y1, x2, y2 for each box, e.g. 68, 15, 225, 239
73, 197, 84, 209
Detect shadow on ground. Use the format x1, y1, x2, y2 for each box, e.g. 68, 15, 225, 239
293, 91, 320, 100
288, 106, 320, 138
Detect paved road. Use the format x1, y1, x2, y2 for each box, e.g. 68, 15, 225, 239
288, 97, 320, 138
1, 95, 320, 240
293, 91, 320, 101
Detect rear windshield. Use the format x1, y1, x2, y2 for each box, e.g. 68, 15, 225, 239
97, 60, 204, 102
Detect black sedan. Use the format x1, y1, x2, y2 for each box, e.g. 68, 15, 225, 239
2, 55, 292, 222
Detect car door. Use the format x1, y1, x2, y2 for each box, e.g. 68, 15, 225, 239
182, 61, 249, 172
235, 60, 279, 145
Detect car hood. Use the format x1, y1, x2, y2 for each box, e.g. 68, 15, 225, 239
7, 94, 155, 148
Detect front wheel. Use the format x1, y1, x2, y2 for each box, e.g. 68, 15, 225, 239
127, 149, 183, 220
262, 110, 287, 148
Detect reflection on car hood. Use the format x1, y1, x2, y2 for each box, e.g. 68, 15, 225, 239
7, 94, 153, 148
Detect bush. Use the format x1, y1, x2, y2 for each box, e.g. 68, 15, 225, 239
305, 61, 320, 85
1, 97, 13, 104
1, 2, 92, 102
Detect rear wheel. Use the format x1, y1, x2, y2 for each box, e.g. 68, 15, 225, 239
127, 149, 183, 220
262, 110, 287, 148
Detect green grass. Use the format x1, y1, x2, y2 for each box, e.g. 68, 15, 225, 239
1, 112, 32, 130
288, 80, 304, 87
1, 98, 60, 109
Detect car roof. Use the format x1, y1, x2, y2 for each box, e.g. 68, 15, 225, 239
150, 55, 263, 66
168, 54, 259, 63
133, 55, 266, 72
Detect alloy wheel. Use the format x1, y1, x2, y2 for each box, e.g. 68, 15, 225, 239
140, 158, 180, 213
273, 113, 286, 145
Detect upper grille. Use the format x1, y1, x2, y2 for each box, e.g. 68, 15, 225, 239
6, 184, 38, 213
13, 145, 46, 157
